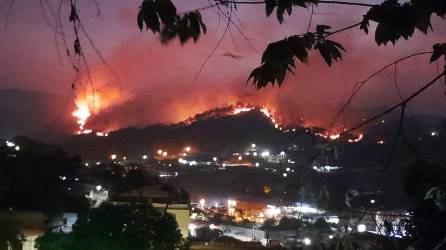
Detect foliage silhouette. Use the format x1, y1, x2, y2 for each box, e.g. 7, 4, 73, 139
36, 202, 188, 250
137, 0, 445, 89
0, 137, 88, 212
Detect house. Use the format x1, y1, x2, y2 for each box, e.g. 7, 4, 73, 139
112, 184, 191, 238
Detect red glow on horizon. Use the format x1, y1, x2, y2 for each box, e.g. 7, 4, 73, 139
72, 81, 124, 136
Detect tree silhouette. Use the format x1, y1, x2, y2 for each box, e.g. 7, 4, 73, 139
0, 220, 24, 250
0, 137, 88, 212
136, 0, 445, 87
36, 202, 188, 250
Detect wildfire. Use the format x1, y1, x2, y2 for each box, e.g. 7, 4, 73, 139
232, 105, 283, 130
72, 84, 123, 136
329, 134, 340, 140
72, 94, 96, 135
348, 133, 364, 143
233, 107, 254, 114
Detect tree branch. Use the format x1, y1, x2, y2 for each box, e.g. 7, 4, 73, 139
193, 0, 374, 13
329, 52, 433, 131
340, 71, 445, 136
382, 104, 405, 172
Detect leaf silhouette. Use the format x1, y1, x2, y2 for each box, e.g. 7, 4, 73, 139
361, 0, 445, 45
74, 39, 81, 55
137, 0, 207, 45
264, 0, 318, 24
430, 43, 446, 63
248, 34, 316, 88
316, 25, 331, 36
161, 11, 207, 44
265, 0, 276, 17
155, 0, 176, 24
314, 39, 345, 66
137, 0, 162, 33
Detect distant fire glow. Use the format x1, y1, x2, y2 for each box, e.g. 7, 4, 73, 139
348, 134, 364, 143
233, 107, 254, 114
232, 105, 282, 130
72, 84, 123, 136
72, 100, 93, 135
72, 96, 365, 142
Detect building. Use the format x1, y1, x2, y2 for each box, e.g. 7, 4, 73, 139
113, 184, 191, 238
0, 210, 46, 250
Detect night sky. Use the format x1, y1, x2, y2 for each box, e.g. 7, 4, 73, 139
1, 0, 445, 133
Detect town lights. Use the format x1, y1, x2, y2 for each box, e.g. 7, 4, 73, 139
213, 157, 217, 162
162, 151, 168, 157
357, 224, 366, 233
227, 199, 237, 215
188, 224, 197, 231
238, 156, 242, 161
370, 199, 376, 204
329, 134, 340, 140
209, 224, 216, 230
96, 185, 102, 191
14, 146, 20, 151
261, 151, 270, 157
199, 198, 206, 208
303, 238, 311, 245
265, 205, 281, 218
282, 173, 287, 178
185, 146, 191, 152
110, 154, 117, 160
142, 155, 148, 160
157, 149, 163, 155
251, 143, 256, 148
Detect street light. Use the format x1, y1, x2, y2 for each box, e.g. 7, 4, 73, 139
199, 198, 206, 208
303, 238, 311, 245
357, 224, 366, 233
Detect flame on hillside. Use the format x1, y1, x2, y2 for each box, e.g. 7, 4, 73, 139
232, 105, 283, 130
178, 103, 282, 128
72, 85, 124, 136
70, 89, 365, 143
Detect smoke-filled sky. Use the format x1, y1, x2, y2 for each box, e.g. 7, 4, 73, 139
1, 0, 445, 133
